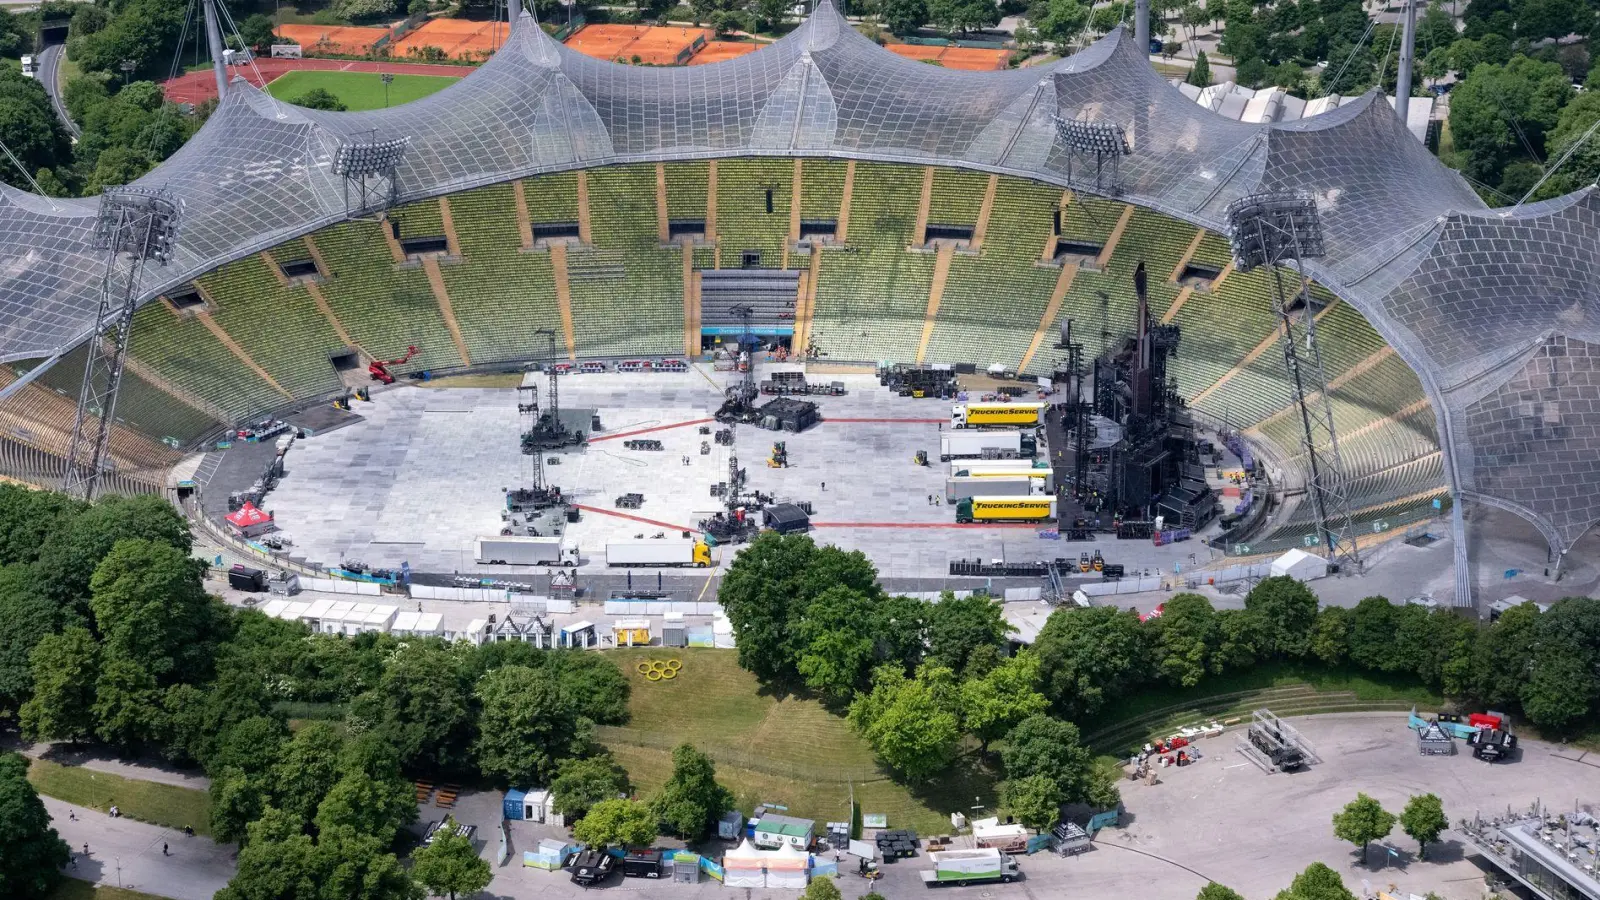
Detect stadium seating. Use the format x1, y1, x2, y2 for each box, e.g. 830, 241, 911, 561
195, 253, 347, 398
525, 173, 581, 223
664, 162, 709, 222
1, 354, 186, 468
810, 162, 933, 361
17, 345, 220, 446
571, 166, 684, 356
310, 220, 461, 373
926, 169, 989, 228
713, 158, 794, 266
439, 183, 565, 363
924, 176, 1059, 368
799, 159, 848, 221
586, 165, 660, 249
127, 301, 286, 419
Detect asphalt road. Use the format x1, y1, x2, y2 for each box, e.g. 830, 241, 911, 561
38, 43, 80, 139
44, 797, 234, 900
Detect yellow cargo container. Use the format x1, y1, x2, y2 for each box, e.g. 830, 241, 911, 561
950, 402, 1046, 428
955, 496, 1057, 523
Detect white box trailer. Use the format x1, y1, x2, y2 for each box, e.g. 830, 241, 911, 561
920, 848, 1019, 886
939, 430, 1036, 462
605, 539, 712, 567
474, 536, 578, 566
946, 475, 1047, 502
949, 461, 1054, 491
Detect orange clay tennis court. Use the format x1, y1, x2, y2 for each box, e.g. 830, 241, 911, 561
275, 24, 390, 57
883, 43, 1009, 71
389, 18, 512, 60
565, 23, 711, 65
687, 41, 763, 65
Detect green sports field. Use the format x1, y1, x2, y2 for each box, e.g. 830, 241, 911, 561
265, 70, 458, 111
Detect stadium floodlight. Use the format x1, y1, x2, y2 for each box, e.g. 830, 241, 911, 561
92, 187, 181, 264
1224, 191, 1324, 271
332, 137, 411, 177
1054, 117, 1130, 156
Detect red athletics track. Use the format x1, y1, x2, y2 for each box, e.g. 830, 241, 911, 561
821, 417, 946, 424
161, 58, 471, 105
572, 504, 698, 534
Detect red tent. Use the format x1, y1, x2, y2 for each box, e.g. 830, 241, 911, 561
225, 502, 273, 536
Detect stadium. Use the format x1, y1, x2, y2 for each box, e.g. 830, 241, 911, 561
0, 0, 1593, 605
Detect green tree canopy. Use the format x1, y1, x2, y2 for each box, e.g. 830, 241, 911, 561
1198, 884, 1247, 900
959, 650, 1047, 751
472, 664, 585, 786
927, 592, 1012, 676
18, 625, 99, 744
1399, 793, 1447, 859
652, 743, 734, 840
0, 565, 63, 719
1000, 772, 1061, 830
1243, 576, 1319, 658
550, 753, 631, 819
1033, 605, 1150, 719
849, 664, 962, 781
411, 816, 493, 900
355, 642, 475, 775
1154, 593, 1216, 687
1332, 793, 1396, 862
0, 753, 71, 900
1030, 0, 1090, 48
998, 713, 1101, 804
573, 797, 658, 848
290, 88, 348, 112
90, 538, 220, 682
795, 586, 881, 702
1275, 862, 1357, 900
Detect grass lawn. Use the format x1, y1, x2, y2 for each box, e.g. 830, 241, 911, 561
27, 759, 212, 836
265, 70, 458, 111
48, 880, 169, 900
599, 649, 997, 834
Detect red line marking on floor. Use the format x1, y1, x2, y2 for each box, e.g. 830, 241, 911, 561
822, 417, 946, 424
591, 417, 715, 443
573, 504, 698, 534
809, 521, 1044, 529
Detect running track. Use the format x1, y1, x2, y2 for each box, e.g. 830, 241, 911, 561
161, 58, 470, 105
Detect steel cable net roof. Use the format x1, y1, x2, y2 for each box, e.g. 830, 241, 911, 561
0, 0, 1596, 551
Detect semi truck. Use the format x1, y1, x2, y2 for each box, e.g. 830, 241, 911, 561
475, 536, 579, 566
951, 461, 1054, 491
605, 539, 712, 567
950, 402, 1046, 429
946, 475, 1048, 503
955, 496, 1057, 524
919, 848, 1019, 886
938, 429, 1037, 461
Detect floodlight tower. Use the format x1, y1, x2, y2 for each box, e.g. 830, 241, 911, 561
1225, 192, 1361, 572
62, 188, 182, 500
332, 133, 410, 219
203, 0, 228, 100
1054, 116, 1130, 197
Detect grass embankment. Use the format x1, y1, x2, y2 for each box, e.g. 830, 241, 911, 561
264, 70, 457, 111
599, 649, 996, 834
48, 881, 170, 900
27, 758, 212, 836
1082, 662, 1445, 754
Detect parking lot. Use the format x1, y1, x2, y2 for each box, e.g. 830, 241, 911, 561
441, 713, 1598, 900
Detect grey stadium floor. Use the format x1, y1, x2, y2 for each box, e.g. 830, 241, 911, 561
263, 367, 1227, 578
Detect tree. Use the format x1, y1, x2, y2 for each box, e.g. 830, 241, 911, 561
1346, 596, 1396, 671
210, 767, 273, 846
795, 587, 880, 702
1400, 794, 1447, 859
412, 816, 492, 900
334, 0, 399, 20
313, 739, 421, 845
1032, 605, 1149, 719
359, 642, 475, 774
927, 593, 1012, 675
0, 71, 72, 189
929, 0, 1000, 34
849, 665, 961, 781
0, 484, 82, 568
218, 807, 421, 900
270, 722, 347, 828
1153, 593, 1216, 687
959, 651, 1047, 751
803, 877, 843, 900
18, 626, 99, 744
236, 14, 278, 52
90, 538, 219, 682
31, 493, 191, 615
550, 753, 630, 819
1447, 55, 1571, 187
1331, 793, 1395, 863
1236, 56, 1269, 88
573, 798, 658, 848
537, 650, 631, 726
1522, 651, 1595, 732
0, 753, 71, 900
1309, 606, 1350, 667
471, 665, 584, 786
0, 565, 62, 719
69, 0, 185, 82
653, 744, 734, 840
1471, 600, 1537, 706
1275, 862, 1357, 900
1415, 5, 1457, 57
1198, 885, 1247, 900
1244, 576, 1319, 658
1030, 0, 1090, 49
1001, 773, 1061, 830
998, 714, 1099, 803
92, 651, 162, 753
290, 88, 348, 112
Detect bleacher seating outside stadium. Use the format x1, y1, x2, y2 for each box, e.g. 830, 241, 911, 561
810, 162, 933, 361
311, 218, 460, 369
72, 159, 1448, 551
440, 182, 565, 363
923, 177, 1059, 368
195, 254, 347, 398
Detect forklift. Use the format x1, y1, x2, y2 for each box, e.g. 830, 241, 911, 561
1092, 549, 1105, 572
767, 441, 789, 468
913, 449, 928, 466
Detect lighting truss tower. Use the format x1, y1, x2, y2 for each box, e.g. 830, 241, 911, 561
1225, 192, 1360, 572
1054, 117, 1130, 197
63, 187, 182, 500
332, 134, 410, 218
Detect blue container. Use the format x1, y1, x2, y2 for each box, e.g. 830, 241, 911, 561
503, 788, 527, 820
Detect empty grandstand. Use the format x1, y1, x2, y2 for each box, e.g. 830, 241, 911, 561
0, 0, 1589, 602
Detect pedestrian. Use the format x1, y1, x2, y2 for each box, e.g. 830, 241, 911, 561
68, 810, 75, 821
83, 843, 89, 857
821, 481, 826, 491
163, 843, 169, 856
